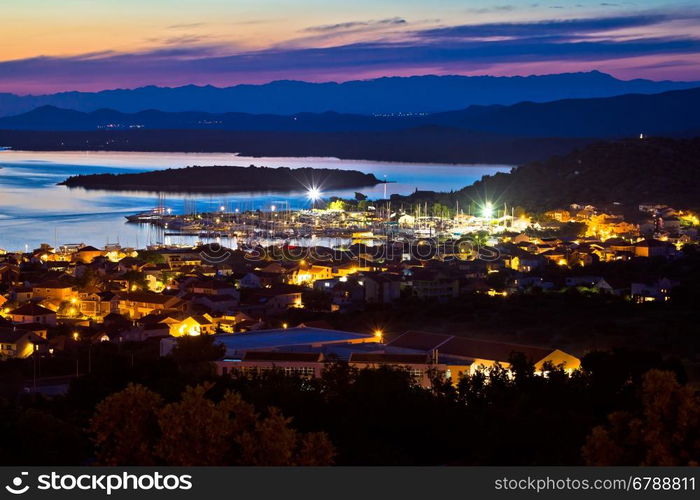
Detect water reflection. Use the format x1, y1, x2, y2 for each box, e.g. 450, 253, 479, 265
0, 150, 511, 250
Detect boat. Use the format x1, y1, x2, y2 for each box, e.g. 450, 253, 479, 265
125, 207, 168, 222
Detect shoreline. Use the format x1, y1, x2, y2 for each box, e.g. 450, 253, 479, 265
1, 148, 516, 168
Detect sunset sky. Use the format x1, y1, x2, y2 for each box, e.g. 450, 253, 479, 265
2, 0, 700, 93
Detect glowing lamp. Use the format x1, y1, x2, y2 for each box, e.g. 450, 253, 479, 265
307, 187, 322, 202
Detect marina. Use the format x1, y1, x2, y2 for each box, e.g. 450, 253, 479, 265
0, 150, 512, 251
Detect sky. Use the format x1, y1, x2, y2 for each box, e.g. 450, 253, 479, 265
1, 0, 700, 94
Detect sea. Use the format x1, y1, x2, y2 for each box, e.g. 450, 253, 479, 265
0, 150, 512, 251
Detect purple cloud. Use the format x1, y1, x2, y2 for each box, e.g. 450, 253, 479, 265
2, 12, 700, 93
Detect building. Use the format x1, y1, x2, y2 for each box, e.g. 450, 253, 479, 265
407, 269, 459, 301
386, 331, 580, 375
9, 303, 57, 326
161, 326, 377, 358
0, 327, 47, 358
363, 273, 402, 304
160, 313, 217, 337
31, 280, 75, 302
633, 239, 673, 258
117, 292, 188, 319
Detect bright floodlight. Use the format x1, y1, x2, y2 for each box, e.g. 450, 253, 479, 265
307, 187, 322, 202
482, 202, 494, 218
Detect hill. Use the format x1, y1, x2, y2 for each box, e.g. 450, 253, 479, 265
0, 128, 591, 165
3, 86, 700, 139
0, 71, 698, 117
396, 137, 700, 211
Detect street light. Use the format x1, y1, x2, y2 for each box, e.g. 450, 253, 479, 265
307, 187, 322, 208
482, 202, 494, 219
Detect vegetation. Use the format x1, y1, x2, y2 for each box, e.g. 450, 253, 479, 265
59, 165, 382, 193
0, 336, 692, 465
91, 383, 334, 466
395, 137, 700, 211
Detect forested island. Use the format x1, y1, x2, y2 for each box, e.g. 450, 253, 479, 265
393, 137, 700, 211
59, 165, 383, 192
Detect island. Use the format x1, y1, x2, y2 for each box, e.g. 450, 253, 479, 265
58, 165, 384, 192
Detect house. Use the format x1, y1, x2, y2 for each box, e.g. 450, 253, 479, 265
407, 269, 459, 301
240, 284, 303, 317
31, 280, 75, 302
193, 294, 240, 313
0, 327, 47, 358
631, 278, 678, 302
513, 276, 554, 291
10, 286, 33, 303
331, 279, 365, 311
9, 303, 57, 326
73, 245, 103, 263
159, 313, 217, 337
0, 263, 20, 284
634, 239, 673, 258
237, 272, 263, 289
78, 291, 117, 319
117, 292, 188, 319
211, 311, 257, 333
565, 276, 614, 292
544, 209, 571, 222
363, 272, 402, 304
186, 279, 239, 297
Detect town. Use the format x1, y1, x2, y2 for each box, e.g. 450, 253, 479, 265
1, 197, 697, 394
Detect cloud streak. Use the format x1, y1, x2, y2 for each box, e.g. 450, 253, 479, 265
2, 12, 700, 93
304, 17, 407, 33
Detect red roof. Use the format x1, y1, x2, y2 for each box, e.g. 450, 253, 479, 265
10, 303, 56, 316
387, 331, 452, 351
389, 331, 557, 364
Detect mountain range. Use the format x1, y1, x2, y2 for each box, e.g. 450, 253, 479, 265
3, 85, 700, 139
1, 71, 698, 117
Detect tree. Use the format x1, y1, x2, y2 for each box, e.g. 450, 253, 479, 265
328, 199, 347, 211
155, 385, 243, 466
582, 370, 700, 465
169, 335, 225, 380
137, 250, 165, 264
90, 383, 163, 465
354, 192, 367, 201
90, 383, 335, 466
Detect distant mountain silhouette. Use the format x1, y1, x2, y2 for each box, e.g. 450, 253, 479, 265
3, 86, 700, 139
0, 128, 591, 165
0, 71, 698, 117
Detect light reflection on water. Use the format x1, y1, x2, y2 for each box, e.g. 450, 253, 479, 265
0, 150, 511, 251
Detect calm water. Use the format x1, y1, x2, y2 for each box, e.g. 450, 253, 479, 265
0, 150, 511, 251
